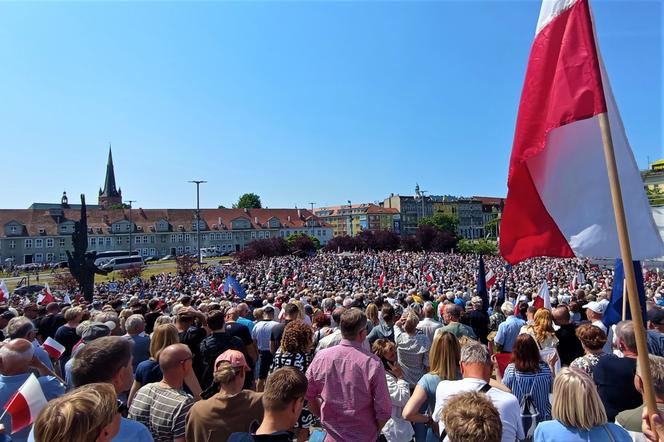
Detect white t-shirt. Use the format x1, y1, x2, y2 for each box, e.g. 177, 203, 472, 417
433, 377, 524, 442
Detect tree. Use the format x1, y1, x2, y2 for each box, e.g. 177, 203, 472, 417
233, 193, 262, 209
176, 255, 197, 275
418, 213, 459, 235
119, 265, 144, 281
286, 233, 320, 256
457, 239, 498, 255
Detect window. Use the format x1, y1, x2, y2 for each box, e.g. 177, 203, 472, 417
9, 241, 15, 249
35, 239, 43, 248
34, 253, 43, 263
177, 246, 184, 254
24, 239, 33, 248
149, 248, 156, 256
251, 231, 256, 239
59, 238, 66, 247
46, 253, 54, 262
90, 238, 96, 246
46, 238, 54, 248
178, 233, 184, 242
150, 236, 155, 244
185, 246, 191, 253
265, 231, 270, 238
116, 237, 122, 245
9, 225, 17, 233
59, 253, 66, 261
184, 234, 191, 242
142, 248, 149, 256
161, 236, 167, 243
135, 236, 141, 244
258, 231, 264, 239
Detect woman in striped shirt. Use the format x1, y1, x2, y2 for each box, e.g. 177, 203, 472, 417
497, 333, 556, 422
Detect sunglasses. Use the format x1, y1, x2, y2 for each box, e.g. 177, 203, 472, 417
117, 400, 129, 417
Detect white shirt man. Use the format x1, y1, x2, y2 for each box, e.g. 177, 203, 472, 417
433, 342, 523, 442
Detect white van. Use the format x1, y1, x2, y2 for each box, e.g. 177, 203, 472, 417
100, 256, 145, 271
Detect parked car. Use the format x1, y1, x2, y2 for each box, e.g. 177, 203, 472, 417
159, 254, 175, 261
100, 256, 145, 272
143, 256, 158, 263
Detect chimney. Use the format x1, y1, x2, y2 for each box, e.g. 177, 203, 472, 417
218, 217, 222, 226
244, 208, 248, 213
297, 209, 302, 219
254, 216, 259, 224
287, 215, 291, 222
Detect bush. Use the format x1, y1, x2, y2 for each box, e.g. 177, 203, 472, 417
53, 271, 79, 292
176, 255, 197, 275
457, 239, 498, 255
119, 265, 144, 281
287, 234, 319, 256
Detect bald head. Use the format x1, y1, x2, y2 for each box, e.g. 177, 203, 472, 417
552, 306, 570, 325
158, 343, 192, 372
0, 338, 35, 374
225, 308, 239, 321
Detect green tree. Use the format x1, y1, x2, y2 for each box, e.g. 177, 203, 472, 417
457, 239, 498, 255
233, 193, 262, 209
418, 213, 459, 235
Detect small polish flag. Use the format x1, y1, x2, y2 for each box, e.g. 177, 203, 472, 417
533, 280, 552, 310
378, 272, 385, 289
3, 374, 47, 433
0, 280, 9, 302
426, 273, 433, 282
486, 270, 496, 288
41, 337, 65, 360
37, 284, 54, 306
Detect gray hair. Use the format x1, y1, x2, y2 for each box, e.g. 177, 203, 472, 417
501, 302, 515, 316
0, 343, 34, 366
638, 354, 664, 398
7, 317, 35, 339
615, 320, 637, 351
124, 314, 145, 335
460, 342, 491, 366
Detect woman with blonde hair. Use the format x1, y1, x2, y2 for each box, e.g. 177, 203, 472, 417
394, 310, 431, 388
521, 309, 559, 350
403, 331, 461, 442
533, 368, 631, 441
128, 323, 201, 405
34, 383, 120, 442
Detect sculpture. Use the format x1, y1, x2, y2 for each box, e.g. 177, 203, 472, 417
66, 194, 108, 302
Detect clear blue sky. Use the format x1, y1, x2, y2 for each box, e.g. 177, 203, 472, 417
0, 0, 661, 210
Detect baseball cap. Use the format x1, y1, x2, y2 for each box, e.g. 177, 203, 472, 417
582, 301, 607, 315
215, 349, 251, 371
81, 322, 112, 342
648, 308, 664, 325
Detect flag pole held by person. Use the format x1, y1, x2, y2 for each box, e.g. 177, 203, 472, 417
499, 0, 663, 433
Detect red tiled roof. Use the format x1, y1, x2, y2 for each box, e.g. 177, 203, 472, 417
0, 207, 328, 237
314, 203, 397, 217
472, 196, 504, 205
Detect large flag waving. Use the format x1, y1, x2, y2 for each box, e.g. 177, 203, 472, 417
604, 259, 646, 328
222, 275, 247, 299
532, 280, 552, 310
0, 280, 9, 302
500, 0, 664, 264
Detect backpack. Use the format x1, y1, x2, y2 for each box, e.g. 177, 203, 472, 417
519, 379, 539, 442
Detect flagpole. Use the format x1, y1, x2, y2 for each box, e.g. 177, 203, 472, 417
598, 111, 658, 423
621, 277, 627, 321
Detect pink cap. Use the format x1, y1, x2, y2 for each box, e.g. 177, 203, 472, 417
215, 349, 251, 371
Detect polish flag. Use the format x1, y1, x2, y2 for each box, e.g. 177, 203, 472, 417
500, 0, 664, 264
426, 273, 433, 283
3, 374, 47, 433
37, 284, 54, 306
533, 280, 552, 310
486, 270, 496, 288
378, 272, 385, 289
0, 280, 9, 302
41, 337, 65, 360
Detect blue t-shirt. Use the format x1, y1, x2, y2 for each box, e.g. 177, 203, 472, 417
417, 373, 441, 415
126, 334, 151, 372
135, 359, 162, 385
534, 420, 631, 442
0, 374, 64, 442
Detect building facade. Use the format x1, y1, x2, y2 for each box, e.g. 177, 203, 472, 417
431, 196, 503, 240
383, 193, 432, 236
642, 159, 664, 206
314, 204, 400, 237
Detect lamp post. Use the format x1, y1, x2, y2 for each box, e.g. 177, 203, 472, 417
126, 200, 136, 255
347, 200, 352, 237
188, 180, 207, 264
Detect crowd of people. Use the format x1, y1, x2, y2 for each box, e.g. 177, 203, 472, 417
0, 251, 664, 441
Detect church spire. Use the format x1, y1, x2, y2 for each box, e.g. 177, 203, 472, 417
99, 143, 123, 209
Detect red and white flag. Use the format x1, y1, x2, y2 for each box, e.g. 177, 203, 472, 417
0, 280, 9, 302
533, 280, 552, 310
3, 374, 47, 433
426, 273, 433, 283
41, 337, 65, 360
500, 0, 664, 264
378, 272, 385, 289
486, 270, 496, 288
37, 284, 54, 306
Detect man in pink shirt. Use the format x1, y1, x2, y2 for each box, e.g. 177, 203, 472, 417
306, 308, 391, 442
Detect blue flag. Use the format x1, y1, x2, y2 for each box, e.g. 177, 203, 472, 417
604, 259, 646, 328
496, 278, 507, 309
477, 255, 489, 312
223, 275, 247, 299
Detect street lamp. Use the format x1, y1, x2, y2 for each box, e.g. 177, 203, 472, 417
347, 200, 352, 237
188, 180, 207, 264
126, 200, 136, 255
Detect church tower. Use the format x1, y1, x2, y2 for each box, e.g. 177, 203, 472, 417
98, 145, 123, 209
